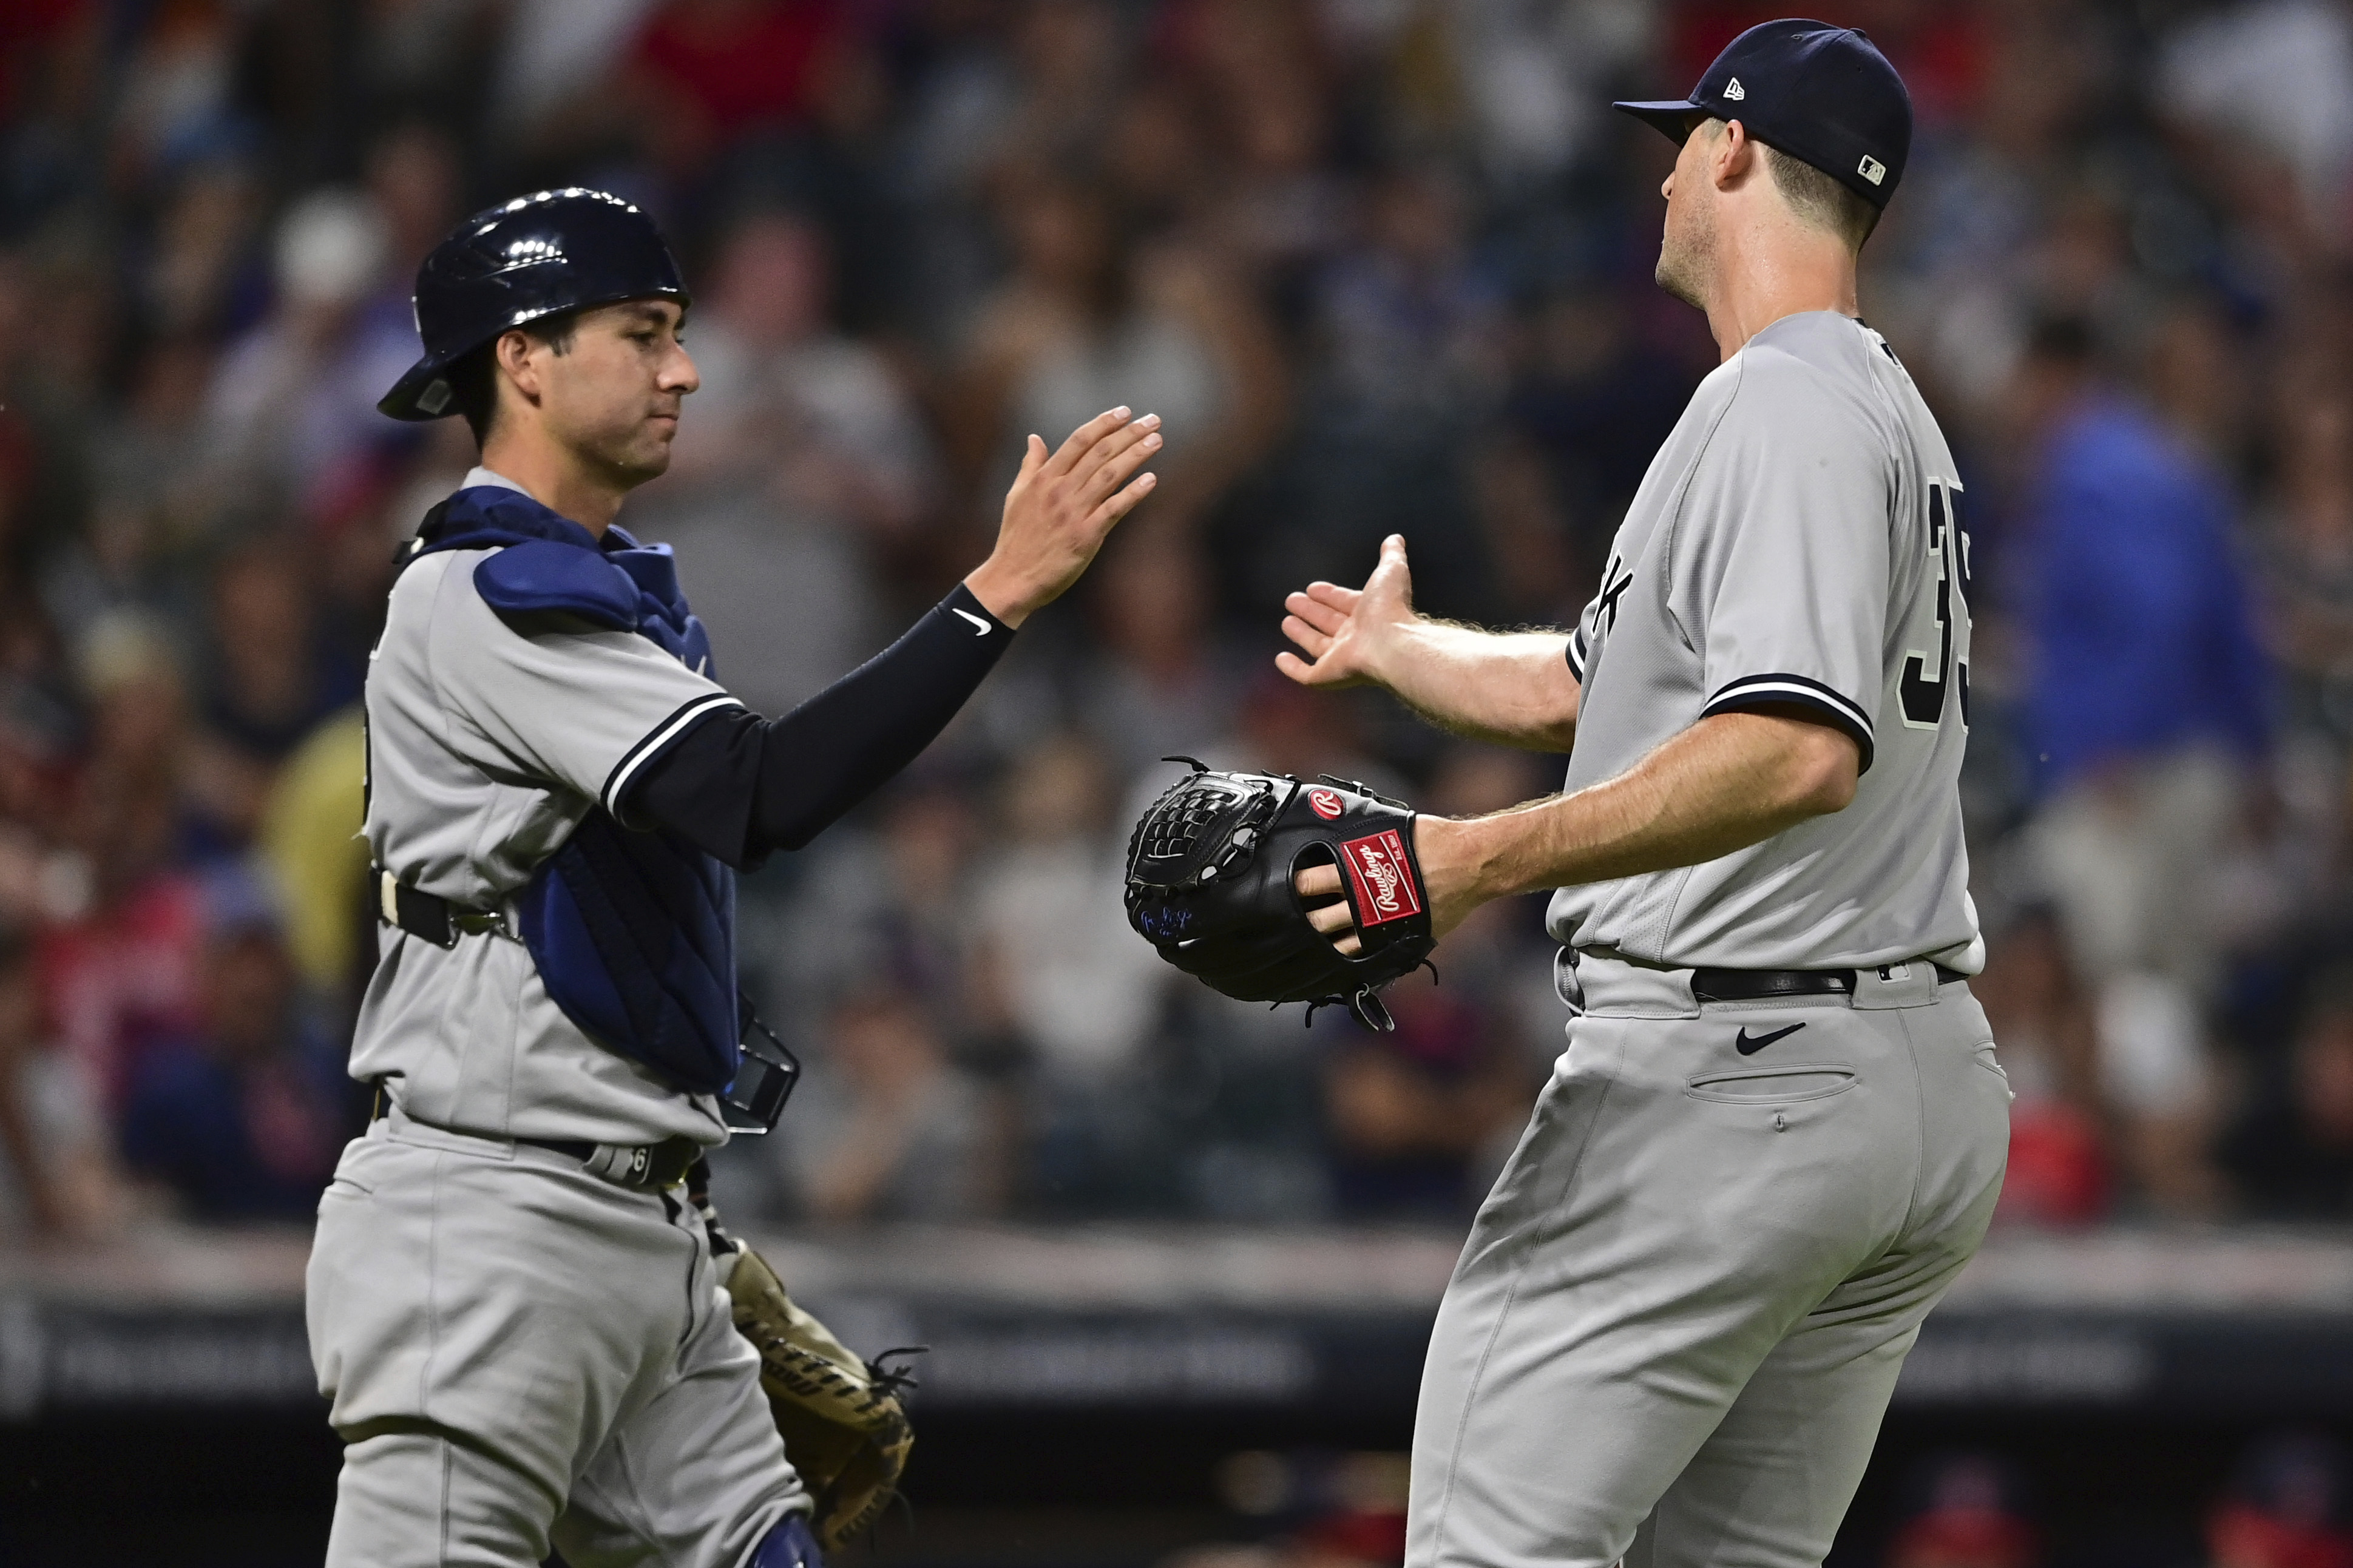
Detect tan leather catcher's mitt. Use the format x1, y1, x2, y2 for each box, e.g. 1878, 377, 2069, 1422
724, 1242, 917, 1552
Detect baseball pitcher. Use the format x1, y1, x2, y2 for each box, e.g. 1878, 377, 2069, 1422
1273, 24, 2009, 1568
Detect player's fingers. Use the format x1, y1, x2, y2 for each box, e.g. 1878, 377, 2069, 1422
1305, 581, 1363, 613
1281, 614, 1332, 658
1285, 592, 1349, 637
1088, 470, 1159, 530
1078, 422, 1163, 505
1366, 536, 1413, 600
1305, 900, 1358, 936
1294, 864, 1345, 901
1017, 432, 1048, 481
1274, 649, 1322, 686
1333, 933, 1363, 958
1047, 406, 1132, 476
1074, 411, 1160, 483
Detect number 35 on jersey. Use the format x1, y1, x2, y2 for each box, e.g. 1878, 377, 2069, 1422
1898, 478, 1969, 731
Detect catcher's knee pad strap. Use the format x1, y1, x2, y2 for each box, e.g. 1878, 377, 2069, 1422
750, 1510, 824, 1568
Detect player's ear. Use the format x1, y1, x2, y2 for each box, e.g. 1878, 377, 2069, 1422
1715, 120, 1756, 189
495, 328, 544, 408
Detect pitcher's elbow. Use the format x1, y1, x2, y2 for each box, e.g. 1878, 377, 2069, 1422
1791, 734, 1861, 816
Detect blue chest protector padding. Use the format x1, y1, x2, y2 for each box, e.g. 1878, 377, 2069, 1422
410, 485, 740, 1095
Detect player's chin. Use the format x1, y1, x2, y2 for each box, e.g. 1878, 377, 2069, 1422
626, 427, 679, 476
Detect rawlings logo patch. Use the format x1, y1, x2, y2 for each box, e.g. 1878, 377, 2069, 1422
1309, 788, 1344, 820
1340, 830, 1422, 925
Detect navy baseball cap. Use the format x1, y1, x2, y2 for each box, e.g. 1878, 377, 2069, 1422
1614, 19, 1912, 209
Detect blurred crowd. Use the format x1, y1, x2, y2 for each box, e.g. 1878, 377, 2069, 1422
12, 0, 2353, 1236
1173, 1429, 2353, 1568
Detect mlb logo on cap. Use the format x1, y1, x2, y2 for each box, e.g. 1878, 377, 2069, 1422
1613, 18, 1914, 210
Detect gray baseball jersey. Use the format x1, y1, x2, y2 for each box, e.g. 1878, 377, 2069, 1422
353, 468, 745, 1148
1545, 311, 1981, 973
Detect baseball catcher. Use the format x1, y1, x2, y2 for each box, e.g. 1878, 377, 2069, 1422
1124, 760, 1436, 1030
308, 184, 1160, 1568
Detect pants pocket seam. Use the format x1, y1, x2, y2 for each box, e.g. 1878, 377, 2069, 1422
1682, 1064, 1859, 1104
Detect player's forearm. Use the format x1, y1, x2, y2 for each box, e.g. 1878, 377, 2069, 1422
629, 586, 1014, 864
1376, 621, 1582, 751
1421, 711, 1857, 913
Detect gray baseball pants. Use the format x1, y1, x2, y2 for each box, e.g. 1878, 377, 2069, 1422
306, 1109, 805, 1568
1408, 954, 2010, 1568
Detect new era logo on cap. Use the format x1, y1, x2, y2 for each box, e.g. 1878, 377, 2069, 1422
1724, 77, 1746, 100
1858, 154, 1887, 186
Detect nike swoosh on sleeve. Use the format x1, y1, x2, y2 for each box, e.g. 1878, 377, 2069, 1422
952, 607, 993, 636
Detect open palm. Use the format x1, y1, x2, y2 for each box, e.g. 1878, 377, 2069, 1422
1275, 534, 1418, 690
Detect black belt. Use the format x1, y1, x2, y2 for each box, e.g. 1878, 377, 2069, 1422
375, 867, 510, 947
1690, 963, 1968, 1004
370, 1090, 700, 1191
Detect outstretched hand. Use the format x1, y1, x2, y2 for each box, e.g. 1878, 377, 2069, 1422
966, 407, 1161, 627
1276, 534, 1418, 691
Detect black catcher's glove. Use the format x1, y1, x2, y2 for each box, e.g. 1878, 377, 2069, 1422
1124, 760, 1436, 1030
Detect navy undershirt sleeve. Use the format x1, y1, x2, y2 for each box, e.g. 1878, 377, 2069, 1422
626, 584, 1012, 867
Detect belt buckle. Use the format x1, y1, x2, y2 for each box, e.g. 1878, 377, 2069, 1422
1553, 947, 1585, 1013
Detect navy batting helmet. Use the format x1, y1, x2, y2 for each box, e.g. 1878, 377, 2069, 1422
378, 187, 691, 422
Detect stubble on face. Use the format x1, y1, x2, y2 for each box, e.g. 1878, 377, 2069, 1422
1654, 126, 1716, 312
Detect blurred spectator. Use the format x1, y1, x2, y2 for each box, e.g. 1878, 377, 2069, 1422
2209, 1433, 2353, 1568
50, 334, 217, 629
118, 870, 347, 1219
1324, 746, 1549, 1220
778, 987, 1006, 1223
1317, 165, 1503, 423
622, 0, 848, 177
632, 208, 907, 712
365, 120, 465, 279
1886, 1453, 2039, 1568
140, 156, 267, 343
256, 707, 368, 1002
771, 779, 981, 1049
1503, 288, 1701, 610
203, 187, 411, 505
0, 928, 71, 1234
950, 171, 1286, 536
973, 731, 1168, 1083
2158, 1, 2353, 235
201, 538, 345, 759
1971, 908, 2110, 1226
2222, 964, 2353, 1219
1321, 984, 1518, 1222
2005, 311, 2267, 1210
1174, 1449, 1411, 1568
492, 0, 663, 152
2253, 368, 2353, 742
1077, 532, 1240, 776
37, 616, 208, 1110
671, 209, 932, 538
2094, 968, 2224, 1218
0, 923, 124, 1240
1207, 673, 1404, 803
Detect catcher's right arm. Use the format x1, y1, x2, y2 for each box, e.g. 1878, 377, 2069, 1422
1124, 761, 1437, 1030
